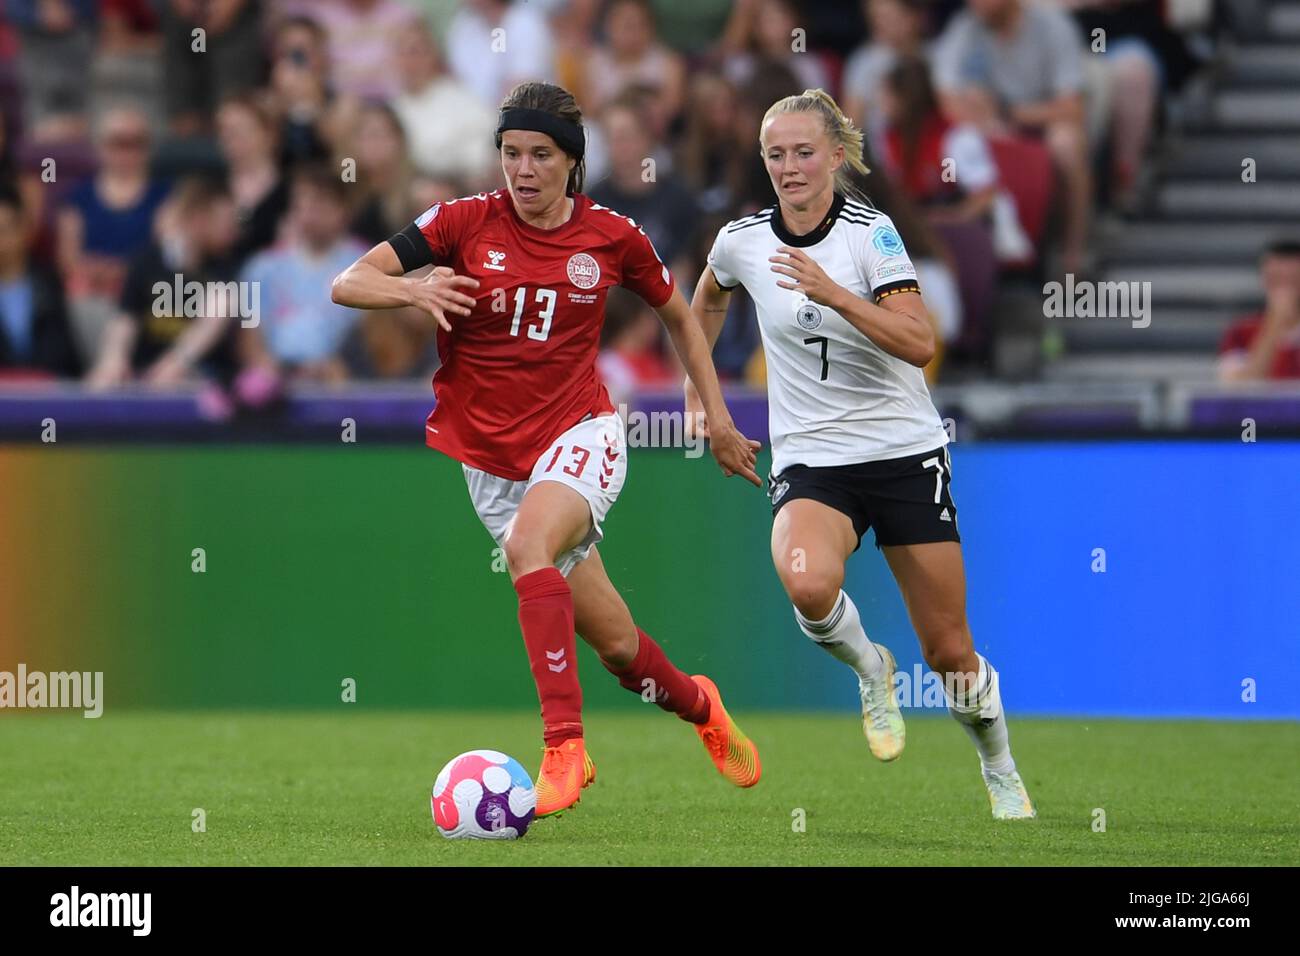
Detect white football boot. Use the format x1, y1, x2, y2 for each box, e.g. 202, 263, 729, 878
858, 643, 906, 761
983, 767, 1037, 820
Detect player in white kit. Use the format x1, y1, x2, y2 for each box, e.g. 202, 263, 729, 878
686, 89, 1035, 820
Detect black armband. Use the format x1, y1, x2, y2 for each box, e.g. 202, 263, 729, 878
388, 223, 435, 274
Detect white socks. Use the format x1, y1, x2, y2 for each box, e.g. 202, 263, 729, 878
798, 597, 1017, 775
794, 590, 885, 680
944, 654, 1015, 774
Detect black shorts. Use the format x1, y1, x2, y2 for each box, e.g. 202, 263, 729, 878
768, 446, 960, 550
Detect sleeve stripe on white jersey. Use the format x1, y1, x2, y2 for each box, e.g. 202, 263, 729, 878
844, 199, 883, 217
841, 211, 879, 227
726, 215, 772, 232
726, 208, 773, 230
726, 213, 773, 234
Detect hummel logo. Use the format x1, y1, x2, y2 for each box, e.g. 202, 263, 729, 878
940, 507, 951, 522
483, 249, 506, 271
546, 649, 567, 673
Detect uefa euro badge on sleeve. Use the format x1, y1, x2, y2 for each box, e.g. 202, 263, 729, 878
872, 225, 905, 258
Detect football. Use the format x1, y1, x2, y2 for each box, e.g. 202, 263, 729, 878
431, 750, 536, 840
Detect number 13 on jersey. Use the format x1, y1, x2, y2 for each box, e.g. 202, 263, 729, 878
509, 287, 556, 341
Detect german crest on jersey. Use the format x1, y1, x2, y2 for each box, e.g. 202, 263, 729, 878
566, 253, 600, 290
796, 301, 822, 331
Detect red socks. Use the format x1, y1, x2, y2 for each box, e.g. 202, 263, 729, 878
514, 568, 583, 747
515, 567, 708, 740
602, 627, 711, 724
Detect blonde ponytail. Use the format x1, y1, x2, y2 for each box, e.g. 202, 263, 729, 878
761, 88, 872, 203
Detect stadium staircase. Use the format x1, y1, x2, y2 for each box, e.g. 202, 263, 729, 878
1044, 0, 1300, 386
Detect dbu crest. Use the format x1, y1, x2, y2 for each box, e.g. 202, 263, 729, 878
566, 253, 600, 290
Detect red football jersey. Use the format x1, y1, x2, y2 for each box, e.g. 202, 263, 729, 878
412, 190, 675, 479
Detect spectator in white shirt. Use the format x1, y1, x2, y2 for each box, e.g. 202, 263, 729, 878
391, 21, 499, 188
444, 0, 556, 108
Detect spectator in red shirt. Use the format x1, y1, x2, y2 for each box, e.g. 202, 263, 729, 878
1218, 240, 1300, 382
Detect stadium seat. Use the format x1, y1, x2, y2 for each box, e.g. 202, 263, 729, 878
932, 219, 998, 354
988, 135, 1056, 269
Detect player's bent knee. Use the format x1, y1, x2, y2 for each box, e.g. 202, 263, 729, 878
921, 631, 974, 677
502, 531, 554, 579
785, 575, 841, 622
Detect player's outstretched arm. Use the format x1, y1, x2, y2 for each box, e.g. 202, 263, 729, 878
688, 266, 733, 351
654, 285, 761, 487
682, 268, 734, 439
330, 243, 479, 331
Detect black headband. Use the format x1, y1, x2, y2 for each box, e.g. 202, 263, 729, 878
495, 108, 585, 159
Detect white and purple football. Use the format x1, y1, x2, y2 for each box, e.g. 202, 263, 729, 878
431, 750, 536, 840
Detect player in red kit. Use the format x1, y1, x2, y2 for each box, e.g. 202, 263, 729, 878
331, 82, 762, 817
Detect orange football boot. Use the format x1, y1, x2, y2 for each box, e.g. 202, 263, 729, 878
535, 737, 597, 818
691, 675, 762, 788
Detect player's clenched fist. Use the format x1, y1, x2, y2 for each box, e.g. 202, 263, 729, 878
405, 267, 480, 331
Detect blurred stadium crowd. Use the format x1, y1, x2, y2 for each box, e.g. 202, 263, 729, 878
0, 0, 1295, 410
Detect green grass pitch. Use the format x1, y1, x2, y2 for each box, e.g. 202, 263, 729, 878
1, 711, 1296, 866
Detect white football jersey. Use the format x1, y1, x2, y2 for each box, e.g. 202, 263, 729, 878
707, 193, 948, 473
